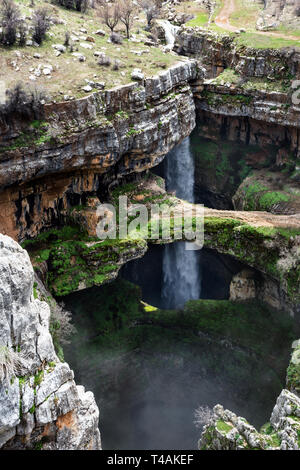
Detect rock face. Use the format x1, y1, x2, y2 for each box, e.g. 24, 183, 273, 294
257, 0, 300, 31
195, 84, 300, 140
175, 27, 300, 79
176, 28, 300, 215
0, 234, 101, 449
229, 268, 287, 311
201, 211, 300, 314
199, 339, 300, 450
199, 389, 300, 450
0, 61, 198, 192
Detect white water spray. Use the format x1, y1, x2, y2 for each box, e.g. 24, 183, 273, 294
162, 137, 201, 309
156, 19, 179, 49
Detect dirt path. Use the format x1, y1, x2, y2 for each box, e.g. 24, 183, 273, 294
175, 200, 300, 229
214, 0, 300, 41
203, 207, 300, 229
215, 0, 237, 32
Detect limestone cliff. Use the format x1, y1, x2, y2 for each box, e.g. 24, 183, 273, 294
257, 0, 300, 31
0, 60, 199, 241
0, 234, 101, 450
175, 27, 300, 79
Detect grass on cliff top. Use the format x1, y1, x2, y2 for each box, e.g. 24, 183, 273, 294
186, 0, 300, 48
237, 171, 300, 214
0, 0, 179, 101
174, 0, 209, 26
234, 32, 300, 50
210, 68, 293, 93
229, 0, 262, 30
186, 25, 300, 49
204, 216, 300, 241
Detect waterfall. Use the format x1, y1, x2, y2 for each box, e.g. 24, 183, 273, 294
156, 19, 180, 49
162, 137, 201, 309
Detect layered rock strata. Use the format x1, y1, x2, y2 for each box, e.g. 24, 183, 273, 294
175, 27, 300, 79
0, 60, 199, 241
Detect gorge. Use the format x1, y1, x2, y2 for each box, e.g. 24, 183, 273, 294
0, 0, 300, 453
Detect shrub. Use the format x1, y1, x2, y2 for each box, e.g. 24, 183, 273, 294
52, 0, 89, 12
112, 59, 120, 70
75, 0, 89, 12
98, 54, 111, 67
0, 0, 21, 46
0, 345, 28, 383
32, 7, 51, 45
64, 30, 70, 47
18, 22, 26, 46
0, 82, 47, 124
110, 31, 123, 44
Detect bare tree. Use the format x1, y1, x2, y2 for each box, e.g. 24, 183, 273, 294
193, 406, 214, 428
138, 0, 160, 28
32, 7, 51, 44
98, 2, 120, 33
0, 0, 21, 46
119, 0, 135, 39
18, 22, 26, 46
49, 301, 76, 362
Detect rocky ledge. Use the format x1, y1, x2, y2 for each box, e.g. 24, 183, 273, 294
199, 340, 300, 450
0, 234, 101, 450
175, 27, 300, 79
0, 60, 199, 192
195, 82, 300, 133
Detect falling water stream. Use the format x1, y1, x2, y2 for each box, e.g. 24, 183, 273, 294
162, 137, 201, 309
156, 19, 179, 49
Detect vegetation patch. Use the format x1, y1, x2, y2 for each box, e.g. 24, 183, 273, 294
203, 216, 300, 304
240, 180, 291, 212
216, 420, 233, 433
24, 223, 146, 297
200, 90, 253, 107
